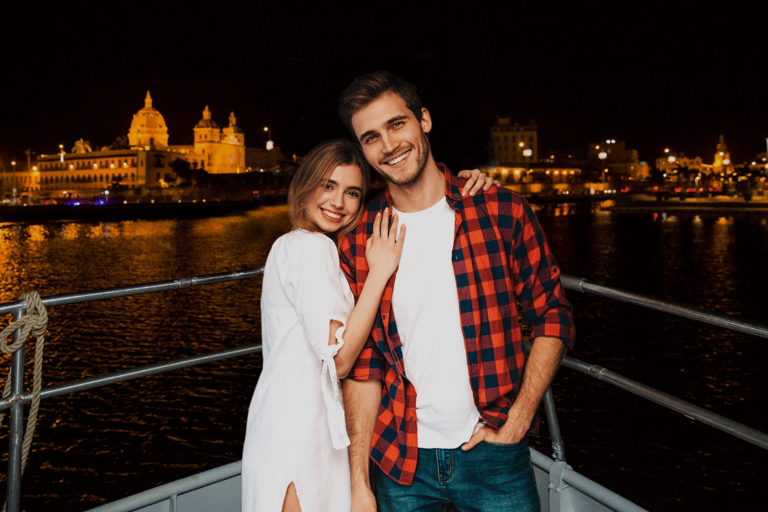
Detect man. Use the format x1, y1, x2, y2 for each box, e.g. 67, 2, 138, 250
337, 71, 575, 512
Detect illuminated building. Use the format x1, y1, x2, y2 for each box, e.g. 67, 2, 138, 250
712, 134, 735, 174
0, 92, 247, 201
590, 140, 641, 178
656, 154, 706, 175
128, 92, 170, 149
172, 106, 246, 175
491, 118, 538, 165
656, 135, 735, 177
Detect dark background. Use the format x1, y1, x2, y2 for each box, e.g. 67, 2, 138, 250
2, 1, 767, 170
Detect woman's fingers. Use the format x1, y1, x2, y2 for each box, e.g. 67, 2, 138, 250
372, 210, 382, 239
372, 207, 403, 246
397, 223, 406, 246
380, 207, 390, 238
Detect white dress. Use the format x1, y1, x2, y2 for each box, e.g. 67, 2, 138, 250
242, 230, 353, 511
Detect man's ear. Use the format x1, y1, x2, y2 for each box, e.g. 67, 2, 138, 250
420, 108, 432, 134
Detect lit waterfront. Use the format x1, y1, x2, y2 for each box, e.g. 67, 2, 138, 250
0, 203, 766, 511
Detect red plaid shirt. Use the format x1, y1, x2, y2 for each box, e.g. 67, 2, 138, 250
338, 165, 575, 485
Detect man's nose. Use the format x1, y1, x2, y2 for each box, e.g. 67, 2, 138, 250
381, 132, 398, 154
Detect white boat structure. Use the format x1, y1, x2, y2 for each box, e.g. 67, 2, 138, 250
1, 270, 766, 512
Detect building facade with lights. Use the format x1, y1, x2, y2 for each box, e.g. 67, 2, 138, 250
590, 140, 642, 178
491, 118, 538, 165
655, 135, 737, 177
0, 92, 247, 201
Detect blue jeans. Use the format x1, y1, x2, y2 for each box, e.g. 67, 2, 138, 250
375, 440, 540, 512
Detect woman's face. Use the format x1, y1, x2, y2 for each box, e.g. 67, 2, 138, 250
306, 164, 363, 234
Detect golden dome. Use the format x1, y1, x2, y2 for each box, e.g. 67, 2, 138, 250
128, 91, 169, 149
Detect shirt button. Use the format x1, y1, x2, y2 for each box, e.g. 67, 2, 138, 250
408, 416, 414, 422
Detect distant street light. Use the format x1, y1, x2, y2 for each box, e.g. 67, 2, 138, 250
598, 151, 607, 184
264, 126, 273, 151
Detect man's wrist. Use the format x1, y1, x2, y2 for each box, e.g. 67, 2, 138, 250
351, 477, 373, 493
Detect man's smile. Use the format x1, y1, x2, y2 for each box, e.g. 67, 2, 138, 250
384, 149, 411, 166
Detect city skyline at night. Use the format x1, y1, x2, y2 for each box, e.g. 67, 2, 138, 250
2, 2, 767, 172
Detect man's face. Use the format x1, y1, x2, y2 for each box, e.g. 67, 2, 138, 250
351, 92, 432, 187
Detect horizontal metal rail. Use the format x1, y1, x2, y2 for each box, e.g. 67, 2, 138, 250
561, 356, 768, 450
560, 275, 768, 340
0, 344, 263, 411
0, 268, 265, 316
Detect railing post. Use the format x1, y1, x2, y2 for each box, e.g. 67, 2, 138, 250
542, 387, 566, 462
6, 307, 26, 512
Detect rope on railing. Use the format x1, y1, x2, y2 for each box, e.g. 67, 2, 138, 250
0, 291, 48, 506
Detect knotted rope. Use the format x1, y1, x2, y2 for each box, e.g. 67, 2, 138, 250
0, 291, 48, 492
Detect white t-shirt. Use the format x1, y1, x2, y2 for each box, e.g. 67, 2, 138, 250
392, 198, 481, 448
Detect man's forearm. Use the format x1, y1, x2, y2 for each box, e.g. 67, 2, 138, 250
500, 335, 566, 441
343, 378, 382, 492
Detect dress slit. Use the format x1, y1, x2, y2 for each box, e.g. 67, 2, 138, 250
281, 481, 302, 512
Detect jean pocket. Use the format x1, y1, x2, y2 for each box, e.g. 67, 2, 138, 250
481, 439, 526, 449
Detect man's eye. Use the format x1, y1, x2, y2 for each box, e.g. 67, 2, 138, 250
364, 134, 377, 144
392, 121, 404, 128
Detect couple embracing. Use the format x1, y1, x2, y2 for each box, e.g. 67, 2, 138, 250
242, 71, 576, 512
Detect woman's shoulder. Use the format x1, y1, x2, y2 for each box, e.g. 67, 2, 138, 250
271, 230, 337, 258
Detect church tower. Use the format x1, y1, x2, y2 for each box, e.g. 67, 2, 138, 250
713, 134, 735, 174
222, 112, 245, 146
194, 106, 221, 144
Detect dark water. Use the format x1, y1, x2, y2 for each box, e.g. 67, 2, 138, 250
1, 203, 766, 511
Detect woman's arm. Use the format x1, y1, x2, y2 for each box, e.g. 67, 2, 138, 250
331, 208, 404, 378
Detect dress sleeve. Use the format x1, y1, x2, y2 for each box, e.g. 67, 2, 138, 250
279, 232, 354, 449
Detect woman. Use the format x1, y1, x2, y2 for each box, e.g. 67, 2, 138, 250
242, 139, 496, 511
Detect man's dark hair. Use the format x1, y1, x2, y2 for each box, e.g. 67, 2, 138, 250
338, 71, 423, 140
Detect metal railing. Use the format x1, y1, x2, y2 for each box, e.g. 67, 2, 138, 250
1, 270, 767, 512
0, 269, 263, 512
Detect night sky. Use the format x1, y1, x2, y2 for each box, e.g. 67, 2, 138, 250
2, 1, 767, 171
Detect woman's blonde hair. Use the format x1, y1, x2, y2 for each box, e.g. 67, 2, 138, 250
288, 139, 370, 242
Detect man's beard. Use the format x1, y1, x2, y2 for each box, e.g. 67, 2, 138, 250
377, 131, 431, 187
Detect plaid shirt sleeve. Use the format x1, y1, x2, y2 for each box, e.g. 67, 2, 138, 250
504, 193, 575, 346
447, 167, 574, 432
